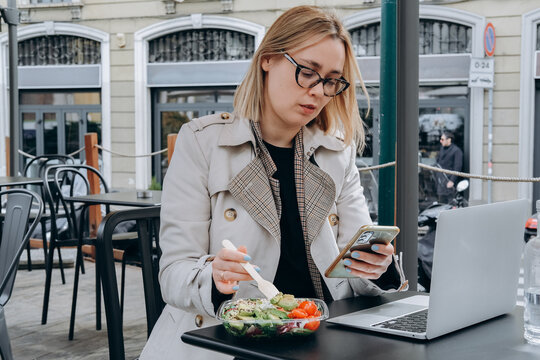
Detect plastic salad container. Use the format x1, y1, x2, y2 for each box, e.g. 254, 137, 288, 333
216, 296, 329, 338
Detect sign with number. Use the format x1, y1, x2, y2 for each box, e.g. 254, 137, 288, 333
484, 23, 496, 57
468, 58, 494, 88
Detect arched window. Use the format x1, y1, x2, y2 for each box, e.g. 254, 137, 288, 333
349, 19, 472, 57
18, 35, 101, 66
148, 29, 255, 63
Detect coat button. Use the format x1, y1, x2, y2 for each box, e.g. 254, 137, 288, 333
220, 112, 230, 120
328, 214, 339, 226
195, 314, 203, 328
224, 208, 237, 221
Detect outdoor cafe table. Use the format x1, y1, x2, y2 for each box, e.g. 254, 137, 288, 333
65, 190, 162, 208
0, 175, 43, 188
63, 190, 161, 332
182, 291, 540, 360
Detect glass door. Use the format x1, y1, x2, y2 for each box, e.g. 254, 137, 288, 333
418, 100, 468, 210
152, 88, 235, 183
19, 90, 101, 167
357, 85, 470, 216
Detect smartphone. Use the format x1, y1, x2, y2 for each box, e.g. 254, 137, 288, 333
324, 225, 400, 278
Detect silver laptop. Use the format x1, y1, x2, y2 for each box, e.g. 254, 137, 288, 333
327, 199, 529, 340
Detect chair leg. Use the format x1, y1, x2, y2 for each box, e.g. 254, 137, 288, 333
26, 242, 32, 272
95, 249, 101, 331
41, 219, 48, 268
120, 256, 127, 324
41, 241, 56, 325
0, 306, 14, 360
80, 247, 86, 274
69, 243, 84, 340
57, 247, 66, 285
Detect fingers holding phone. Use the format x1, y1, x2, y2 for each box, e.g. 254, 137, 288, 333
344, 243, 394, 279
324, 225, 399, 278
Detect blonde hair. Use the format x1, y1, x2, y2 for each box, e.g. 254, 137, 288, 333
233, 5, 368, 149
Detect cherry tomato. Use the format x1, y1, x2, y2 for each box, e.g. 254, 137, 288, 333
288, 308, 308, 319
299, 301, 318, 316
312, 310, 321, 317
304, 319, 320, 331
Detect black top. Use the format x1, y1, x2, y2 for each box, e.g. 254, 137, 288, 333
263, 141, 316, 299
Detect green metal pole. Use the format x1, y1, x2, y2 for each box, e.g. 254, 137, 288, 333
396, 0, 419, 290
5, 0, 19, 176
378, 0, 397, 226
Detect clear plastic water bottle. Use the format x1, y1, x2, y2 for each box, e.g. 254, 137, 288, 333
524, 199, 540, 344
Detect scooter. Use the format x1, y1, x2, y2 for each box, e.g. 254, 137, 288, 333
525, 211, 537, 242
417, 179, 469, 292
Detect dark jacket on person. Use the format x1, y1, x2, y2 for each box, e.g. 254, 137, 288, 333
436, 143, 463, 195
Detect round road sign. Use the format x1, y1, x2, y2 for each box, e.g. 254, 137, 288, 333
484, 23, 496, 57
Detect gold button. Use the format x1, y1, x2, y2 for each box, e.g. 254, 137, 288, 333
328, 214, 339, 226
195, 314, 203, 328
220, 112, 230, 120
224, 208, 237, 221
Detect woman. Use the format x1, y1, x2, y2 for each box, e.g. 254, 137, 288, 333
140, 6, 407, 359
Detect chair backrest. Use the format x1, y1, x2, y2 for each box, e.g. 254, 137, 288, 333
96, 206, 162, 360
0, 189, 44, 306
22, 154, 76, 178
43, 164, 109, 239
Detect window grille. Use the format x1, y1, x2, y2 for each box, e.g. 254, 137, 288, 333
28, 0, 72, 3
18, 35, 101, 66
148, 29, 255, 63
350, 19, 472, 57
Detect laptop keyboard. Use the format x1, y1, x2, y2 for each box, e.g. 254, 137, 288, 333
372, 309, 428, 333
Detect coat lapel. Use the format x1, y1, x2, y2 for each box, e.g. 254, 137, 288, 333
304, 158, 336, 244
228, 155, 281, 242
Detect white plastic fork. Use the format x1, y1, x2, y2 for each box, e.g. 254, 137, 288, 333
221, 239, 280, 300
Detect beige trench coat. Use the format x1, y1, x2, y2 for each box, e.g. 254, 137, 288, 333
140, 113, 407, 359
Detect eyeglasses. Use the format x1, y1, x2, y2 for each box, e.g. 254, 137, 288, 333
283, 53, 350, 97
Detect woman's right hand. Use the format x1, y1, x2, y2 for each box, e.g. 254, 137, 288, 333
212, 245, 257, 294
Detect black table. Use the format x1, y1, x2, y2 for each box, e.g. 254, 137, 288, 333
66, 190, 162, 207
182, 292, 540, 360
0, 176, 42, 188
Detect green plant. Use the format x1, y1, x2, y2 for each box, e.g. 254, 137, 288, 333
148, 176, 162, 190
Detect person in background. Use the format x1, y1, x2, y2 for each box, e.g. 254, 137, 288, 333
140, 6, 407, 359
436, 130, 463, 204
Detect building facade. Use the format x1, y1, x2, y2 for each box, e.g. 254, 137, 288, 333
0, 0, 539, 208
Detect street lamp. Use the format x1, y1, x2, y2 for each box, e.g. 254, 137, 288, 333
0, 0, 19, 176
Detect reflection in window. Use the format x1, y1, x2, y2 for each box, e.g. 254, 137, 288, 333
87, 112, 102, 144
65, 112, 81, 155
22, 113, 37, 155
148, 29, 255, 63
537, 24, 540, 50
350, 20, 472, 57
20, 91, 101, 105
156, 89, 236, 104
44, 113, 59, 154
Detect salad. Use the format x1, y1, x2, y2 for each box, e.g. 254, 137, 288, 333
216, 293, 328, 338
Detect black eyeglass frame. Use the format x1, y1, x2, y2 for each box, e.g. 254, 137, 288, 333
283, 53, 350, 97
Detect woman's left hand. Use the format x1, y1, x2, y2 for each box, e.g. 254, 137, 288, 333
343, 243, 394, 279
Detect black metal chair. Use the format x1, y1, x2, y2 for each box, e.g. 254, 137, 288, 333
41, 164, 139, 340
0, 189, 44, 360
22, 154, 75, 274
96, 206, 163, 360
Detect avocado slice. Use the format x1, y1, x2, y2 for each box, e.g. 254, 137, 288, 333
227, 320, 245, 331
277, 294, 298, 311
266, 308, 289, 320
